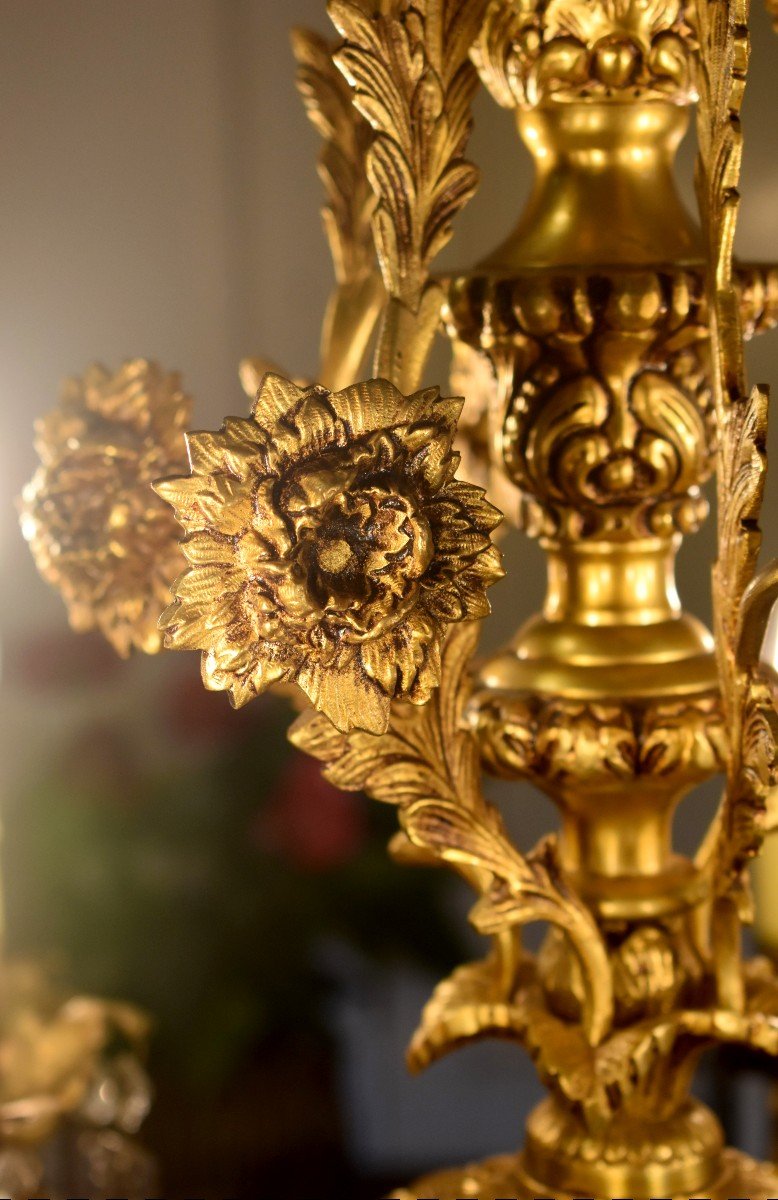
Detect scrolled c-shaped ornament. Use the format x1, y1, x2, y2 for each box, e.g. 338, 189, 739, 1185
155, 373, 504, 734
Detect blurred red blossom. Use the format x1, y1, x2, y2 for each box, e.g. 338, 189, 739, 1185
7, 629, 121, 691
164, 670, 258, 747
253, 753, 367, 871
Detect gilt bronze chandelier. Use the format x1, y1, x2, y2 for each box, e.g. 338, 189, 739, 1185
19, 0, 778, 1196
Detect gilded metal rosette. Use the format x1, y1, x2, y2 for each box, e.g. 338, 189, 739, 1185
155, 373, 503, 733
20, 360, 191, 656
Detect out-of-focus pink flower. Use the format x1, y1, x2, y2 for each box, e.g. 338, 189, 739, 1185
253, 753, 367, 871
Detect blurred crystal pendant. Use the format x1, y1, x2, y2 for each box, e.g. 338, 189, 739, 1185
0, 1128, 156, 1200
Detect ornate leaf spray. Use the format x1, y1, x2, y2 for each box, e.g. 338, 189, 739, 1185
300, 0, 619, 1069
330, 0, 489, 390
694, 0, 778, 1009
292, 621, 615, 1048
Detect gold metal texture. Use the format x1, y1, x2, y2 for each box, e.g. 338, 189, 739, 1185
480, 102, 704, 270
448, 339, 522, 526
19, 360, 191, 656
19, 0, 778, 1196
474, 0, 698, 109
155, 373, 503, 734
391, 1147, 778, 1200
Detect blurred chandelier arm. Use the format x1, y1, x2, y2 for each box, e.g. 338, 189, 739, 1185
19, 360, 191, 657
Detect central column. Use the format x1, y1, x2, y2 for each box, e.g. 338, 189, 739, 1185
446, 4, 724, 922
443, 3, 730, 1194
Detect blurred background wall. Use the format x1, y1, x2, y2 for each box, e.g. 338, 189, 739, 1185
2, 2, 778, 1196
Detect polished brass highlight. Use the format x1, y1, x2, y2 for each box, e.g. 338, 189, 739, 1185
19, 0, 778, 1196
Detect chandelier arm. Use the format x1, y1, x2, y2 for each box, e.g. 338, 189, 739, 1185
291, 621, 614, 1048
291, 26, 386, 391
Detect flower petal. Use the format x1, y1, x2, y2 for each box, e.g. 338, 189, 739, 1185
424, 587, 467, 622
180, 532, 232, 566
187, 422, 264, 479
160, 588, 236, 650
435, 525, 491, 557
173, 563, 241, 607
186, 430, 230, 476
408, 632, 442, 705
452, 575, 492, 619
287, 391, 340, 452
441, 480, 504, 532
252, 373, 308, 432
406, 428, 457, 491
360, 635, 399, 696
473, 543, 506, 586
297, 654, 390, 734
224, 652, 292, 709
153, 475, 210, 531
329, 379, 401, 436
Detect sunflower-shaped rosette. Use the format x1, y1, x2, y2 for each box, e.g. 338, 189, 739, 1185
20, 361, 192, 656
155, 374, 504, 733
